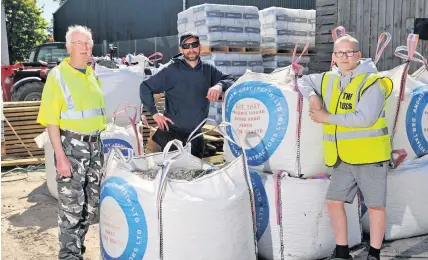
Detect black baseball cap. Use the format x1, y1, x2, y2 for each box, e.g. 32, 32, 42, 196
179, 33, 200, 46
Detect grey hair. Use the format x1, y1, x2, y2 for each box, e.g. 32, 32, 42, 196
65, 25, 93, 46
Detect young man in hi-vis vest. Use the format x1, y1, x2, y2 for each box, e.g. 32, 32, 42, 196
37, 25, 106, 260
298, 35, 393, 260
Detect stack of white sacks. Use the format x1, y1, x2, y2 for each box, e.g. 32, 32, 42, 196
177, 4, 261, 49
177, 4, 264, 79
259, 7, 315, 51
259, 7, 315, 74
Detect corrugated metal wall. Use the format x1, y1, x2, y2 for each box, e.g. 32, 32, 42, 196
54, 0, 183, 43
53, 0, 315, 43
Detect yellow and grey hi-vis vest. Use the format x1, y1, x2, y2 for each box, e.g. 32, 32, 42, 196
321, 72, 393, 166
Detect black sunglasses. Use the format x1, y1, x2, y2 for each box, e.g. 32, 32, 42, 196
181, 41, 200, 49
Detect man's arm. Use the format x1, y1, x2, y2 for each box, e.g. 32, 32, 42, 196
210, 65, 236, 92
37, 73, 71, 177
327, 82, 386, 128
297, 73, 324, 99
298, 73, 325, 110
140, 67, 169, 115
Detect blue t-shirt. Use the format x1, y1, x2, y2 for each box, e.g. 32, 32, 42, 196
74, 68, 86, 74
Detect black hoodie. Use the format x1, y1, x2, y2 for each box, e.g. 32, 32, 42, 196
140, 54, 235, 133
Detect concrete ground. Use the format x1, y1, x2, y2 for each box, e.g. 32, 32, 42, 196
1, 168, 427, 260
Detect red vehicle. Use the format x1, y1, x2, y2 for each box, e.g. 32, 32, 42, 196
1, 41, 69, 101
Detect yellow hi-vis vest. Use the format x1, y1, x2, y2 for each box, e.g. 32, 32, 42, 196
321, 72, 393, 166
50, 60, 106, 133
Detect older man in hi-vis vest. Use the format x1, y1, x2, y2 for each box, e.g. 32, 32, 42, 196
37, 25, 106, 260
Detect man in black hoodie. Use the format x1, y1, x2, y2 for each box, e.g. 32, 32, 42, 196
140, 33, 236, 158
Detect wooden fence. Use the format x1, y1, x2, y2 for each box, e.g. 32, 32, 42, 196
311, 0, 428, 72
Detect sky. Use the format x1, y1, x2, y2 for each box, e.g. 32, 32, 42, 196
36, 0, 60, 22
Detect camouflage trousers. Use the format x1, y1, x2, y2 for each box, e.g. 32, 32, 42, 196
55, 135, 104, 260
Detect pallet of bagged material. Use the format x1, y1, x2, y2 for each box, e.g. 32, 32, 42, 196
200, 45, 260, 54
261, 48, 316, 55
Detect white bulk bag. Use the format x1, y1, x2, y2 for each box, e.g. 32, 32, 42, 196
34, 131, 58, 199
100, 122, 258, 260
413, 65, 428, 84
383, 64, 428, 161
252, 171, 361, 260
361, 156, 428, 241
223, 67, 327, 177
95, 65, 145, 126
100, 105, 144, 158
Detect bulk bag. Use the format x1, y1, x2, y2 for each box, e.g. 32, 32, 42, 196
252, 171, 362, 260
34, 131, 58, 200
410, 49, 428, 84
95, 64, 145, 126
361, 156, 428, 240
222, 58, 327, 177
100, 121, 258, 260
100, 104, 144, 158
382, 34, 428, 163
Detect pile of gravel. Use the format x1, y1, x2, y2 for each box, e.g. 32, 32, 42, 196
96, 59, 119, 69
134, 168, 218, 181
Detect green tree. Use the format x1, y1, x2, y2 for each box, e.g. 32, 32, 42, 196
3, 0, 49, 63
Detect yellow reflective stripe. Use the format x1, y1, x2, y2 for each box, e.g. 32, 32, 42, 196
52, 66, 106, 120
61, 108, 106, 120
324, 127, 388, 142
51, 67, 75, 110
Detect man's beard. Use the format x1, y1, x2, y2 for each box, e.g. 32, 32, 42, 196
184, 51, 200, 61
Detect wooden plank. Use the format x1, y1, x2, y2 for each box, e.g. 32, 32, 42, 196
337, 0, 351, 30
392, 0, 404, 68
317, 14, 338, 26
361, 0, 372, 58
317, 6, 337, 16
4, 129, 42, 136
375, 0, 387, 70
4, 133, 39, 141
316, 0, 337, 8
4, 120, 38, 127
6, 115, 39, 122
3, 101, 41, 108
317, 34, 335, 44
1, 157, 45, 167
370, 0, 380, 61
3, 106, 40, 113
4, 138, 39, 145
2, 111, 39, 117
350, 0, 358, 34
315, 43, 334, 53
356, 0, 364, 44
4, 124, 45, 131
317, 24, 336, 35
383, 0, 394, 71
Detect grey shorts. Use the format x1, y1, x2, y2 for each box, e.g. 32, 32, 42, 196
326, 161, 388, 208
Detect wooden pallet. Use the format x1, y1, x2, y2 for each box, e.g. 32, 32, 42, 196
2, 101, 45, 164
261, 48, 316, 56
200, 45, 260, 54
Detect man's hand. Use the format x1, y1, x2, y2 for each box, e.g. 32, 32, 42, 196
56, 153, 72, 178
206, 85, 222, 102
309, 95, 322, 110
153, 113, 173, 130
309, 108, 330, 124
